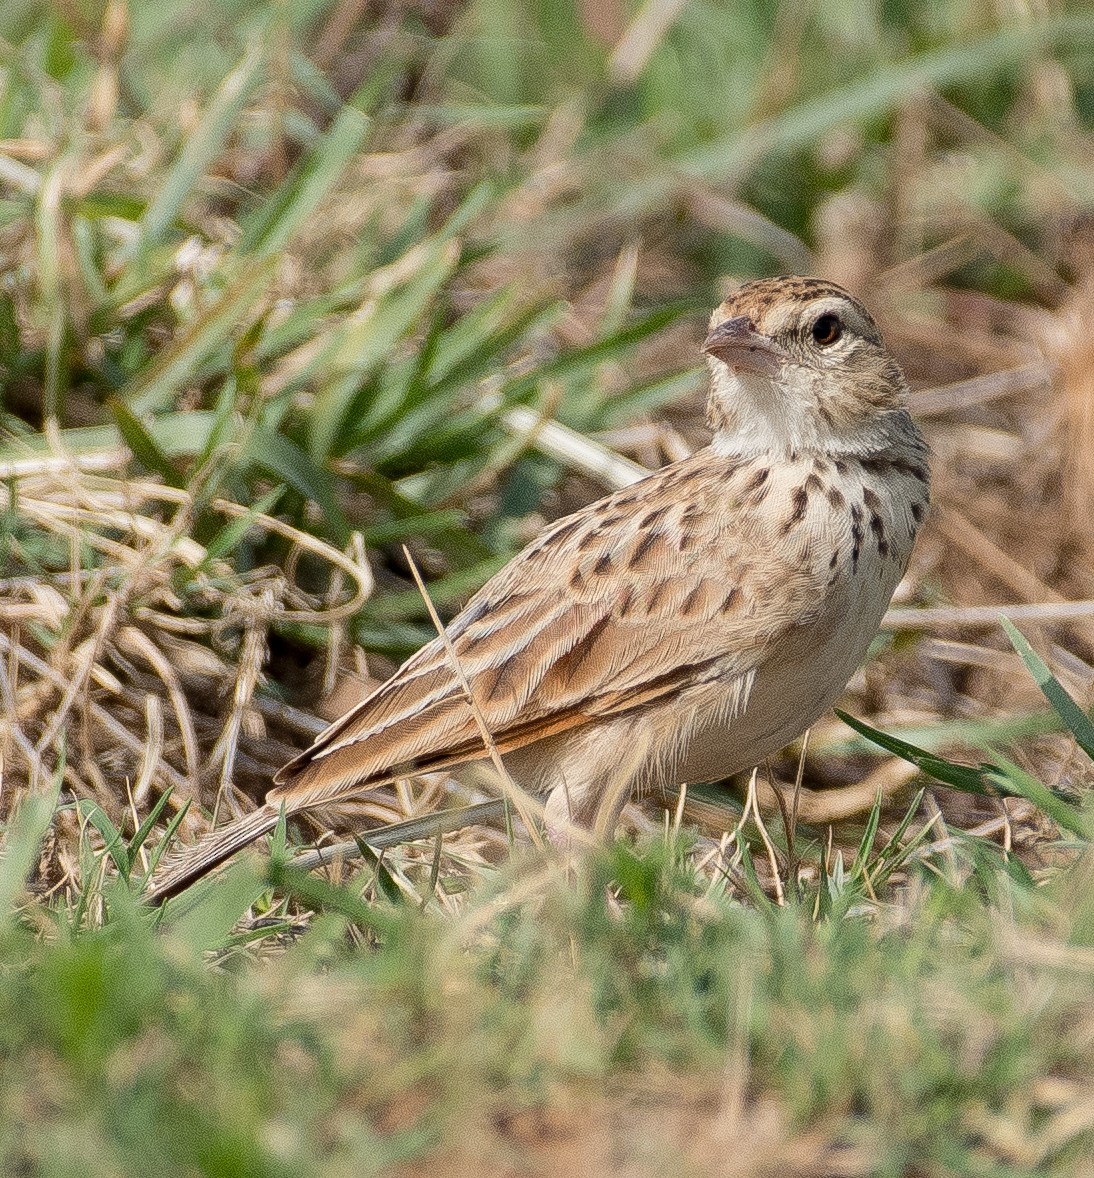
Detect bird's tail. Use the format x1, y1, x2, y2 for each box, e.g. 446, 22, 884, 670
144, 804, 283, 906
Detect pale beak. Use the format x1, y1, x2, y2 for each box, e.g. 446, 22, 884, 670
702, 316, 787, 377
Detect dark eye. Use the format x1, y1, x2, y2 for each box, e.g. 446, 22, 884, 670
811, 313, 842, 347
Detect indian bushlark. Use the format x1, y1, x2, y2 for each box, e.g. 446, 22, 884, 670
147, 276, 929, 902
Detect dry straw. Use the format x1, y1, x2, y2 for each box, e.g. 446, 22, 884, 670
0, 452, 507, 897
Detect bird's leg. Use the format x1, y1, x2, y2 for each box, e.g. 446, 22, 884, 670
542, 723, 656, 846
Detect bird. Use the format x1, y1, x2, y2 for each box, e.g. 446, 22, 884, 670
145, 275, 929, 903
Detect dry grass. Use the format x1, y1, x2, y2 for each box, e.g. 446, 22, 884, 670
0, 456, 517, 902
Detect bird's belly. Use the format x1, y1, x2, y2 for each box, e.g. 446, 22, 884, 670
674, 572, 893, 786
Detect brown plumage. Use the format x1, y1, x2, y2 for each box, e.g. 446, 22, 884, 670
146, 276, 929, 903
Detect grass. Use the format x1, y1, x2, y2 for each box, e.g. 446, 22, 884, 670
4, 824, 1094, 1175
4, 1, 1094, 1173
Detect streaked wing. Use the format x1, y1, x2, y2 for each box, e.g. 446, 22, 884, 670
272, 451, 818, 806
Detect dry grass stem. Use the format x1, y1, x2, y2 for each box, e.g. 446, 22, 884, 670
884, 601, 1094, 629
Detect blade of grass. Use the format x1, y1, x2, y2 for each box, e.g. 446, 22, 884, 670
983, 753, 1089, 839
141, 798, 192, 876
598, 368, 705, 427
265, 859, 396, 934
352, 840, 405, 906
867, 790, 936, 894
838, 710, 1090, 839
835, 709, 994, 795
240, 101, 372, 258
132, 40, 264, 266
628, 13, 1094, 213
109, 399, 186, 488
305, 240, 461, 461
1001, 616, 1094, 762
77, 800, 131, 880
822, 710, 1062, 758
241, 423, 349, 543
199, 484, 285, 565
0, 778, 61, 921
161, 859, 268, 950
125, 258, 279, 415
850, 791, 883, 877
501, 302, 697, 411
35, 162, 66, 423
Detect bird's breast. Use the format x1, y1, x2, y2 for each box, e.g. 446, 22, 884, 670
674, 451, 925, 784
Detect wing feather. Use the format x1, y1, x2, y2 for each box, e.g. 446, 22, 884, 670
271, 450, 820, 808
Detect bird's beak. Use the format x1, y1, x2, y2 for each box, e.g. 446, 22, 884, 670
702, 316, 787, 376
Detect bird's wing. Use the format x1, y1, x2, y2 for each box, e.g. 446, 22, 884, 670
271, 451, 822, 808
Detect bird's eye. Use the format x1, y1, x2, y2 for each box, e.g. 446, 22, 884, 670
811, 313, 842, 347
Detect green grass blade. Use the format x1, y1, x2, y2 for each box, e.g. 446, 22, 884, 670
199, 485, 284, 565
869, 790, 933, 892
109, 399, 186, 488
839, 710, 1090, 840
240, 102, 371, 258
599, 369, 705, 427
306, 241, 461, 460
1001, 616, 1094, 763
133, 40, 264, 263
126, 789, 179, 865
672, 15, 1094, 196
77, 801, 132, 880
983, 753, 1090, 839
874, 789, 927, 871
141, 799, 191, 876
819, 710, 1063, 758
0, 781, 61, 920
241, 424, 348, 542
34, 163, 66, 423
425, 298, 568, 395
125, 258, 278, 415
162, 859, 268, 951
501, 302, 697, 410
835, 709, 992, 795
0, 413, 224, 465
851, 791, 883, 876
265, 860, 396, 934
353, 839, 405, 906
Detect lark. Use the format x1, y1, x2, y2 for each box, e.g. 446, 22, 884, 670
147, 276, 929, 902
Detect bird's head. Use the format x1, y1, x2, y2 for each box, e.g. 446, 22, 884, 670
702, 276, 910, 457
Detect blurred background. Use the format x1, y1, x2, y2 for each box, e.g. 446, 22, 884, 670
2, 0, 1094, 864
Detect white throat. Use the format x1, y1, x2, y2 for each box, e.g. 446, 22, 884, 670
707, 364, 899, 459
